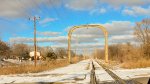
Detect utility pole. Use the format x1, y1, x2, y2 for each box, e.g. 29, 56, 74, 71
29, 16, 40, 67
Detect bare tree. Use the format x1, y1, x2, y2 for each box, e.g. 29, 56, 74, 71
109, 45, 120, 60
40, 46, 50, 58
11, 43, 29, 59
0, 40, 10, 58
55, 48, 67, 59
40, 47, 56, 60
134, 18, 150, 58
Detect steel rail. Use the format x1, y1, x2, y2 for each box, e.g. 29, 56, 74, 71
90, 61, 97, 84
96, 60, 126, 84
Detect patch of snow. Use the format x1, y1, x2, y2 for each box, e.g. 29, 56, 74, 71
5, 59, 21, 64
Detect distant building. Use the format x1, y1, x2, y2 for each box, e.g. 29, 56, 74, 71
29, 51, 42, 60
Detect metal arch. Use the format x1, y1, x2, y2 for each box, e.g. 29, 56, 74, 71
68, 24, 108, 63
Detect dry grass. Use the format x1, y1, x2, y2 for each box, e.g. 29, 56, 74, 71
0, 59, 69, 75
0, 57, 82, 75
71, 56, 82, 63
121, 59, 150, 69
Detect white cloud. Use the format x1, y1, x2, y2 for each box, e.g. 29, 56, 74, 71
72, 34, 100, 38
99, 0, 150, 7
0, 0, 149, 18
9, 21, 136, 49
122, 9, 135, 16
90, 8, 106, 15
0, 0, 61, 18
108, 34, 141, 46
51, 43, 104, 49
99, 8, 106, 13
39, 18, 57, 24
37, 31, 60, 37
9, 36, 67, 43
65, 0, 97, 11
123, 6, 150, 16
103, 21, 134, 35
109, 35, 135, 43
65, 0, 150, 11
10, 37, 33, 43
72, 21, 134, 36
72, 34, 100, 43
9, 35, 99, 44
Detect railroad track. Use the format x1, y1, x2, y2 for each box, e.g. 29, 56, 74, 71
90, 60, 142, 84
96, 60, 126, 84
90, 61, 97, 84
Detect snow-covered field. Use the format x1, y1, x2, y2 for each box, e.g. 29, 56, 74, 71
0, 59, 92, 83
0, 59, 150, 84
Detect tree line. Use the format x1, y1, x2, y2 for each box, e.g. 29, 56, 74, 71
0, 41, 75, 61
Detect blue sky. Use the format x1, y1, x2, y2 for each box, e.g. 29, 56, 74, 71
0, 0, 149, 49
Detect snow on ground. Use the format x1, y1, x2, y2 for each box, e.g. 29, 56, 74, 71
111, 68, 150, 79
0, 59, 92, 84
4, 59, 43, 65
4, 59, 21, 64
0, 59, 150, 83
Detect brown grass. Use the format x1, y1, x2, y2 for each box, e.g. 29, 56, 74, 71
0, 59, 69, 75
121, 59, 150, 69
71, 56, 82, 63
0, 58, 82, 75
